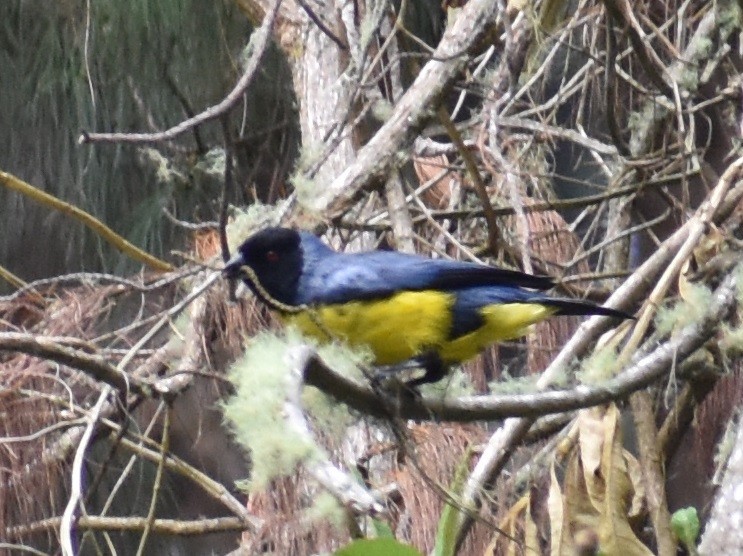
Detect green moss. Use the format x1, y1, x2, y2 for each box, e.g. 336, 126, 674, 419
719, 0, 742, 34
720, 323, 743, 356
488, 371, 539, 394
317, 337, 374, 375
292, 173, 321, 208
223, 330, 377, 490
577, 344, 620, 384
139, 147, 188, 186
676, 65, 700, 92
371, 98, 394, 122
304, 491, 347, 529
192, 147, 226, 180
223, 331, 320, 489
655, 282, 714, 336
549, 364, 571, 388
295, 141, 324, 173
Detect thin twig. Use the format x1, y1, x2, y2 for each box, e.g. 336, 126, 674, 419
1, 268, 195, 303
437, 105, 500, 254
0, 543, 47, 556
219, 117, 234, 262
60, 386, 111, 556
295, 0, 348, 50
0, 169, 172, 271
135, 403, 170, 556
111, 430, 258, 528
9, 516, 250, 539
98, 404, 167, 518
79, 0, 283, 145
601, 0, 674, 99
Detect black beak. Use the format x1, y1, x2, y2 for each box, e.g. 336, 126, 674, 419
223, 251, 246, 280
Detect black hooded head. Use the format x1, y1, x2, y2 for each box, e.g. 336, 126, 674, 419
224, 227, 304, 308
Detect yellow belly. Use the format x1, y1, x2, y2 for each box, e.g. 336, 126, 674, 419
283, 291, 558, 365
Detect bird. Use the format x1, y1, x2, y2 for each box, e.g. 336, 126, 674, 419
223, 227, 633, 385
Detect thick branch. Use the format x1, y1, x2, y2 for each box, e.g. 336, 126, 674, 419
0, 333, 143, 395
698, 415, 743, 553
308, 0, 500, 219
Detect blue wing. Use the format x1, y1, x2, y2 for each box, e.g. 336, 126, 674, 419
294, 233, 631, 339
295, 232, 554, 305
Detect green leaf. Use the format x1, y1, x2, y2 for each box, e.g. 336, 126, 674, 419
671, 507, 700, 552
334, 538, 422, 556
370, 518, 396, 539
432, 446, 474, 556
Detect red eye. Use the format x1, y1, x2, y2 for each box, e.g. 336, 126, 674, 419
266, 250, 279, 262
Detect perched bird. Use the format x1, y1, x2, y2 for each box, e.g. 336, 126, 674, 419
224, 227, 632, 385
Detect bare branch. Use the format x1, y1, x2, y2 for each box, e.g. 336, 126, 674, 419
0, 333, 142, 395
79, 0, 282, 145
8, 516, 250, 539
309, 0, 501, 219
60, 387, 111, 556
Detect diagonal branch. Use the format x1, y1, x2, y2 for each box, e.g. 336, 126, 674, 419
308, 0, 500, 219
0, 333, 144, 395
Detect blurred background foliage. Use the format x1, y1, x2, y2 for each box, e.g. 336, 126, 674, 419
0, 0, 298, 291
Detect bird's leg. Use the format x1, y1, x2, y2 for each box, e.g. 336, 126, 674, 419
408, 351, 447, 386
372, 350, 447, 387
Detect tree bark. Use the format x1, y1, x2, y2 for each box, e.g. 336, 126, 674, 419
698, 416, 743, 554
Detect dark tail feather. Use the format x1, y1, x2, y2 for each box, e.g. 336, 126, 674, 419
544, 298, 635, 320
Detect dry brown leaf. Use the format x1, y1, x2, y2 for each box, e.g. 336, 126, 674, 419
413, 155, 458, 210
624, 450, 646, 521
679, 223, 725, 300
597, 406, 650, 555
547, 405, 652, 555
547, 460, 572, 555
489, 493, 540, 555
576, 407, 606, 511
563, 446, 601, 543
